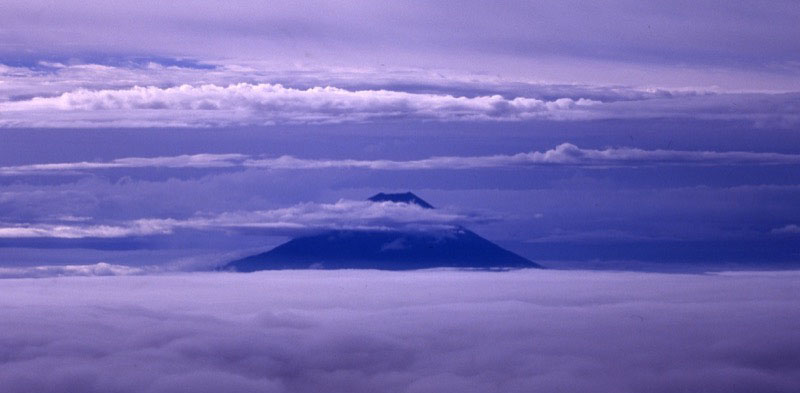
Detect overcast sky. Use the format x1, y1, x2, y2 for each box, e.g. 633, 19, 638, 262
2, 0, 799, 89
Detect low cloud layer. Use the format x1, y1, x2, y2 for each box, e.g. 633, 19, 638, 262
4, 143, 800, 176
0, 270, 798, 392
0, 200, 482, 239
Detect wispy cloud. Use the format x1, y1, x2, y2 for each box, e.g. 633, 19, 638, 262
2, 1, 800, 90
246, 143, 800, 169
4, 144, 800, 176
0, 200, 485, 239
771, 224, 800, 235
0, 219, 177, 239
0, 154, 246, 175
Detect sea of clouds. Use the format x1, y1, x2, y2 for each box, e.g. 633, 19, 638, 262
0, 269, 798, 393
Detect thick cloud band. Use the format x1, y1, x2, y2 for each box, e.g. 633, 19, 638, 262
2, 80, 796, 127
0, 83, 599, 127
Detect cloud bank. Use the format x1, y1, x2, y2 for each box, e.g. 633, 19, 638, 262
4, 143, 800, 176
0, 60, 709, 107
1, 80, 798, 127
0, 83, 600, 127
0, 269, 798, 392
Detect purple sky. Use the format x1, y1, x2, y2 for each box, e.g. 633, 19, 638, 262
2, 1, 799, 89
0, 1, 798, 270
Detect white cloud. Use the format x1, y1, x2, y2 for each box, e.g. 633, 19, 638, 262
0, 200, 485, 239
0, 154, 246, 175
203, 199, 480, 229
0, 83, 600, 127
0, 262, 144, 278
0, 270, 797, 392
0, 61, 657, 104
0, 219, 177, 238
1, 61, 797, 127
246, 143, 800, 169
4, 144, 800, 176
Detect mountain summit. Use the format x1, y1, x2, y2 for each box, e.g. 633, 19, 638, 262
223, 193, 540, 271
368, 192, 434, 209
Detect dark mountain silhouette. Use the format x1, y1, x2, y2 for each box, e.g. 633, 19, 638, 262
368, 192, 434, 209
223, 192, 540, 271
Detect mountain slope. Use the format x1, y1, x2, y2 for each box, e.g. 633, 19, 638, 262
223, 193, 540, 271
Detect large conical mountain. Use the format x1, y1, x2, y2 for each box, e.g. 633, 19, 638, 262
223, 193, 540, 271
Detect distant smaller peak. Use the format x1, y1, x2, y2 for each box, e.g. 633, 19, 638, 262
368, 192, 434, 209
